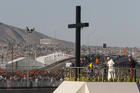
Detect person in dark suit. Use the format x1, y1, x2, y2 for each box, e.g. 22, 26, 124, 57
128, 56, 136, 80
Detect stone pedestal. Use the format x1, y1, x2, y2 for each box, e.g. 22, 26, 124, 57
53, 81, 139, 93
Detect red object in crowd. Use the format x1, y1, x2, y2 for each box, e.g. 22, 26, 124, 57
63, 54, 69, 57
30, 69, 38, 74
0, 69, 5, 72
123, 50, 127, 53
40, 71, 47, 75
16, 71, 20, 75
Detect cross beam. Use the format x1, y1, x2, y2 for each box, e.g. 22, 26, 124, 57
68, 6, 89, 80
68, 23, 89, 28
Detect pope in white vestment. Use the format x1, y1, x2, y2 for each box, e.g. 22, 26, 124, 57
107, 57, 115, 80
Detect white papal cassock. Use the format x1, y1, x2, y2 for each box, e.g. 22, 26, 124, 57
107, 59, 115, 80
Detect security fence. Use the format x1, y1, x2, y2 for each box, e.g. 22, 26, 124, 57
0, 69, 64, 88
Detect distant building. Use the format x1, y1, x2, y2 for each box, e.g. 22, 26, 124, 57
40, 39, 55, 45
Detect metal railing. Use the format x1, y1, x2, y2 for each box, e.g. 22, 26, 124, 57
65, 67, 140, 82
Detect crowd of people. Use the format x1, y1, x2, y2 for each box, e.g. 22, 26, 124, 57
0, 70, 64, 88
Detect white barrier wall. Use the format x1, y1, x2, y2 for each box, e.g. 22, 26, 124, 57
36, 52, 71, 66
54, 81, 139, 93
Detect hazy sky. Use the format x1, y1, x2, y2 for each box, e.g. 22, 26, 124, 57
0, 0, 140, 47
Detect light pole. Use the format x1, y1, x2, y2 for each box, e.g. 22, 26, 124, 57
25, 26, 35, 66
25, 26, 35, 87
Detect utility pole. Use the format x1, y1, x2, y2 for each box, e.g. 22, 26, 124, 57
68, 6, 89, 80
9, 42, 14, 73
1, 47, 4, 64
11, 45, 13, 72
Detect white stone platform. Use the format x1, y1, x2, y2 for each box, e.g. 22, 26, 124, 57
53, 81, 139, 93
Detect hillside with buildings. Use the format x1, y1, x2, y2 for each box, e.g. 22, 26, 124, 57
0, 22, 74, 47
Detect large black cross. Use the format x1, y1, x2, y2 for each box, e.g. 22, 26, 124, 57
68, 6, 89, 80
